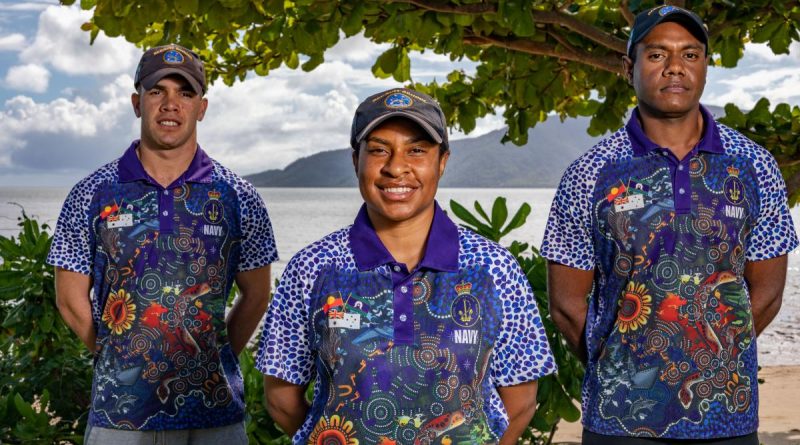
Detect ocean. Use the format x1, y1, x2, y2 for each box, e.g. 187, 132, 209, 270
1, 187, 798, 365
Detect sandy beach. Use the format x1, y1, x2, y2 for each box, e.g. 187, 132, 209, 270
551, 365, 800, 445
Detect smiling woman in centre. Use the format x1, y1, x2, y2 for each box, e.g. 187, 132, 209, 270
254, 87, 556, 445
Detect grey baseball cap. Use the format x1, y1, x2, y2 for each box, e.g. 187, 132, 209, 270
351, 88, 449, 150
134, 44, 206, 95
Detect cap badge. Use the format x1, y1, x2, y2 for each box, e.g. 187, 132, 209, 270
385, 92, 413, 108
163, 49, 185, 65
659, 5, 678, 16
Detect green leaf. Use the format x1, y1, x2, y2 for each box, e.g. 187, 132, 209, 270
301, 53, 324, 71
718, 35, 743, 67
174, 0, 199, 15
721, 103, 747, 128
371, 47, 398, 79
284, 51, 299, 69
500, 0, 536, 37
14, 393, 35, 419
449, 200, 484, 228
473, 200, 490, 223
557, 394, 581, 422
751, 18, 782, 43
749, 98, 773, 126
341, 2, 365, 36
490, 197, 508, 231
501, 202, 531, 237
394, 47, 411, 82
769, 21, 795, 54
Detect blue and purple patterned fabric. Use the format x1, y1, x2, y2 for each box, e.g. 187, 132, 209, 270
542, 106, 798, 439
48, 141, 277, 430
257, 203, 556, 444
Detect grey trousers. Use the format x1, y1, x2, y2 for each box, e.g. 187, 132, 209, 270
84, 422, 247, 445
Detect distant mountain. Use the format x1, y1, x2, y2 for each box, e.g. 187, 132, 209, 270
245, 105, 725, 188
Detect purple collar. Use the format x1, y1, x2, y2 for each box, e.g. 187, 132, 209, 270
118, 140, 213, 186
349, 201, 459, 273
626, 105, 724, 157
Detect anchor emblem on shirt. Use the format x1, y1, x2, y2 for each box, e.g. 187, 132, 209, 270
458, 298, 474, 324
203, 191, 224, 224
724, 166, 745, 205
451, 282, 480, 328
728, 180, 741, 202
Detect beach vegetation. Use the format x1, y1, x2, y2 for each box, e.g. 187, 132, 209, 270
64, 0, 800, 203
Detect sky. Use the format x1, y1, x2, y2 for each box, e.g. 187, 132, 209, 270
0, 1, 799, 186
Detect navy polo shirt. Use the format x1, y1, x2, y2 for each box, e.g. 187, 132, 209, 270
257, 202, 556, 444
542, 106, 798, 439
48, 141, 278, 430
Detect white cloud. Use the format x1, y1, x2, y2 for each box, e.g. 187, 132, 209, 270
0, 74, 135, 170
4, 63, 50, 93
200, 71, 363, 174
0, 33, 25, 51
325, 34, 386, 64
745, 42, 800, 63
0, 2, 54, 12
20, 5, 139, 76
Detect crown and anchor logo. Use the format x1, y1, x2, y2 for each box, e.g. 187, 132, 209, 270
724, 166, 744, 205
203, 190, 224, 223
451, 281, 480, 328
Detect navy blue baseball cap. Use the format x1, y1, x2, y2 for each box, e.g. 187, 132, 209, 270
627, 5, 709, 58
351, 88, 449, 151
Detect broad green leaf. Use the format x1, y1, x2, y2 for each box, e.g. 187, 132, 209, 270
490, 197, 508, 231
394, 47, 411, 82
301, 53, 324, 71
341, 2, 365, 36
769, 21, 795, 54
13, 394, 35, 419
449, 200, 484, 228
473, 200, 490, 223
501, 202, 531, 237
751, 18, 782, 43
175, 0, 199, 15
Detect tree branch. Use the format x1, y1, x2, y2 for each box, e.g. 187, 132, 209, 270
388, 0, 628, 54
531, 10, 627, 54
388, 0, 494, 14
620, 0, 635, 27
463, 33, 624, 75
547, 29, 579, 55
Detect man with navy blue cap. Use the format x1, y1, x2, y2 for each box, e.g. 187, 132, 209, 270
48, 44, 277, 444
257, 87, 556, 445
542, 5, 797, 445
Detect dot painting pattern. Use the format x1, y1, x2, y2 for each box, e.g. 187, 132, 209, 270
541, 120, 798, 439
257, 223, 556, 444
46, 151, 277, 430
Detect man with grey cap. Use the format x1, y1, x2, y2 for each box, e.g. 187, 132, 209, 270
48, 44, 277, 443
256, 87, 556, 444
542, 5, 796, 444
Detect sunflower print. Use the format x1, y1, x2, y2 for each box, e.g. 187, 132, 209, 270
307, 414, 360, 445
102, 289, 136, 335
617, 281, 652, 333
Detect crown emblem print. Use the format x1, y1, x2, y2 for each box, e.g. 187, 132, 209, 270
455, 282, 474, 324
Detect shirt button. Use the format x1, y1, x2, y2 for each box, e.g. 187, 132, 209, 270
393, 265, 401, 272
399, 314, 407, 322
678, 164, 684, 171
678, 188, 686, 195
400, 286, 408, 293
162, 210, 169, 216
163, 190, 169, 195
